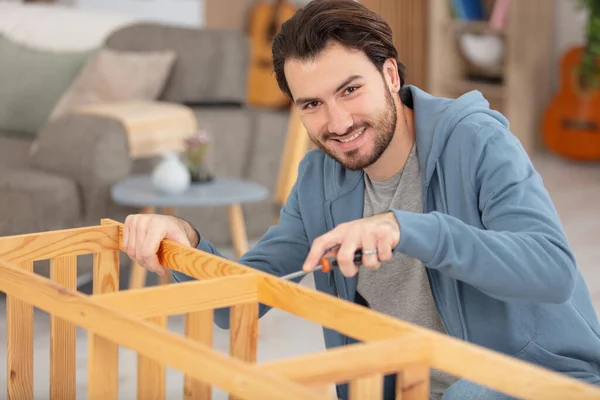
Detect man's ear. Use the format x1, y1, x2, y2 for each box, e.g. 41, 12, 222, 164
382, 58, 401, 92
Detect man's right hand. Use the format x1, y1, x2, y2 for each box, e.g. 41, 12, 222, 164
122, 213, 200, 275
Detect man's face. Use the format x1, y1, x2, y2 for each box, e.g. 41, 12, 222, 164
284, 42, 398, 170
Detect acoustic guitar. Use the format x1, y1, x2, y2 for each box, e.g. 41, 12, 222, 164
542, 46, 600, 161
246, 0, 296, 109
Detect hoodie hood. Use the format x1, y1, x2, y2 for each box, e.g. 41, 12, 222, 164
404, 85, 510, 185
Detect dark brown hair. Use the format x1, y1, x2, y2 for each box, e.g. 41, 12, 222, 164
272, 0, 406, 100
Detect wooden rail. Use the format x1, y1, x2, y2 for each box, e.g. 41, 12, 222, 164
1, 219, 599, 400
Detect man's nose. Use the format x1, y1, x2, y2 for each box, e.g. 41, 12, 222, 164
326, 103, 353, 135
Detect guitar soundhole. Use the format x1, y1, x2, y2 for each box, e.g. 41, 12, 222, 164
257, 59, 273, 68
561, 118, 599, 132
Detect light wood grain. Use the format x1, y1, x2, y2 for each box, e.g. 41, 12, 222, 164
184, 310, 214, 400
88, 250, 120, 400
349, 374, 384, 400
257, 333, 429, 387
396, 365, 429, 400
6, 260, 34, 400
138, 315, 167, 400
0, 225, 119, 263
0, 259, 329, 400
96, 274, 259, 318
229, 303, 259, 400
50, 255, 77, 400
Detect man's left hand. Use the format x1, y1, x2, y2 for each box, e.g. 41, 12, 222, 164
302, 211, 401, 277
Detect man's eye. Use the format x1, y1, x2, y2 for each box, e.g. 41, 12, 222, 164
345, 86, 358, 95
305, 101, 320, 109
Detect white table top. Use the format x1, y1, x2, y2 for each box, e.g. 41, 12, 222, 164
111, 174, 269, 208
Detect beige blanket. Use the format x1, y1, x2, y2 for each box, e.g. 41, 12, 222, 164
73, 100, 197, 159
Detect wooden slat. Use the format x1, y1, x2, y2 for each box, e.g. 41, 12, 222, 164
396, 365, 429, 400
0, 259, 329, 400
350, 374, 384, 400
95, 275, 259, 318
257, 277, 600, 399
137, 315, 167, 400
429, 339, 600, 400
101, 219, 251, 280
259, 275, 417, 341
184, 310, 214, 400
0, 225, 119, 263
88, 250, 120, 400
257, 333, 429, 387
6, 260, 34, 400
50, 255, 78, 400
229, 303, 259, 400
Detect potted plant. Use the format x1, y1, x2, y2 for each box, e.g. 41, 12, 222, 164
184, 129, 214, 183
578, 0, 600, 90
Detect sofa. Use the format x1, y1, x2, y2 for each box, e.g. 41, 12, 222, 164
0, 4, 291, 282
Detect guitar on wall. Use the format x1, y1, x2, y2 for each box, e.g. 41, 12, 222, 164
246, 0, 296, 109
542, 46, 600, 161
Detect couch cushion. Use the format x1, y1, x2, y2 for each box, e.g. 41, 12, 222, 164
0, 168, 81, 236
0, 33, 96, 138
0, 135, 34, 169
105, 23, 250, 105
48, 48, 176, 121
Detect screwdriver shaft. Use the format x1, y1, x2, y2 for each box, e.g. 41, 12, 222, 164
280, 264, 323, 280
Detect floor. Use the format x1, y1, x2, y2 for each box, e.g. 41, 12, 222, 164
0, 151, 599, 399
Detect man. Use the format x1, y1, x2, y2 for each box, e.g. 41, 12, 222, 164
122, 0, 600, 399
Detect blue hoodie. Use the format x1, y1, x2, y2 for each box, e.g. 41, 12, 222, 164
174, 85, 600, 397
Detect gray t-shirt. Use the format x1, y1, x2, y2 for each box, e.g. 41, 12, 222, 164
358, 144, 457, 399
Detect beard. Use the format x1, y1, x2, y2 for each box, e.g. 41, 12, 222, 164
312, 87, 397, 171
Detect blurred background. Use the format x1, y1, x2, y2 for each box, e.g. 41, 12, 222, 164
0, 0, 599, 398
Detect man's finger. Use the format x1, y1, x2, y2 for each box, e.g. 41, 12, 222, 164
377, 240, 393, 263
140, 228, 165, 275
336, 232, 361, 277
361, 232, 380, 269
303, 233, 344, 272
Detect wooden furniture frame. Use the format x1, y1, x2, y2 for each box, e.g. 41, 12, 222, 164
2, 219, 600, 400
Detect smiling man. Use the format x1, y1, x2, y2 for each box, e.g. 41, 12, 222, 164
121, 0, 600, 399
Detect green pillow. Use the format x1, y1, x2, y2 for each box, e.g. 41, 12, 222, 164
0, 34, 97, 138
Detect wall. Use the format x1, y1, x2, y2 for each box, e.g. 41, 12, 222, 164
552, 0, 588, 90
66, 0, 203, 27
555, 0, 587, 61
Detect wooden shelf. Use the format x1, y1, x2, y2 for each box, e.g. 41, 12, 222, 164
427, 0, 555, 154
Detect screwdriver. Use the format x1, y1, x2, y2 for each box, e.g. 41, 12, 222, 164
280, 249, 365, 280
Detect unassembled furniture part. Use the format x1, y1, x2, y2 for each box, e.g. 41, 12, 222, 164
1, 219, 599, 399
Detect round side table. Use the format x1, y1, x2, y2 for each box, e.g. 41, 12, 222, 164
111, 174, 269, 289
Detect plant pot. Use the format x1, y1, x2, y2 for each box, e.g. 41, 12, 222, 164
188, 163, 213, 183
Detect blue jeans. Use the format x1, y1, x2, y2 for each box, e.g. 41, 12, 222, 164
337, 374, 600, 400
442, 375, 600, 400
336, 375, 517, 400
442, 379, 520, 400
